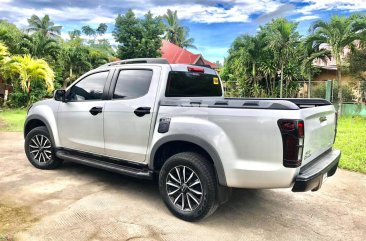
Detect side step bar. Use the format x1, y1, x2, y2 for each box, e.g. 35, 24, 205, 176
56, 150, 153, 179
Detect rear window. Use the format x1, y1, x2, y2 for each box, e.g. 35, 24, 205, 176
113, 69, 152, 100
165, 71, 222, 97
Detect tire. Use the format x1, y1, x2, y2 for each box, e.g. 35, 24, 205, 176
24, 126, 63, 170
159, 152, 218, 221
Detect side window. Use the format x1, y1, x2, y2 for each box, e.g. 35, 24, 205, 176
68, 71, 109, 101
113, 69, 153, 100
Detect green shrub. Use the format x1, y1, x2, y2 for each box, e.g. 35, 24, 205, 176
311, 81, 355, 102
340, 85, 356, 102
311, 83, 326, 98
8, 90, 28, 108
8, 79, 51, 108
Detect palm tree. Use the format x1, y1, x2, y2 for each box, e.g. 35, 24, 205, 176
22, 33, 60, 61
234, 34, 264, 84
259, 59, 277, 96
177, 27, 197, 49
308, 14, 366, 113
163, 9, 196, 49
26, 14, 62, 38
300, 38, 331, 98
68, 29, 81, 40
264, 18, 299, 98
60, 45, 91, 87
96, 23, 108, 36
82, 25, 96, 36
8, 55, 54, 105
163, 9, 180, 44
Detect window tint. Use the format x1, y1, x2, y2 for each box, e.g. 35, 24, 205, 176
69, 71, 108, 101
166, 71, 222, 97
113, 70, 153, 99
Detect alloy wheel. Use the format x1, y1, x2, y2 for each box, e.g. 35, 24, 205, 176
166, 165, 203, 212
29, 134, 52, 164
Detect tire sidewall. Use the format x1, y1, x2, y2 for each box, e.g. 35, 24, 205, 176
25, 126, 59, 169
159, 153, 217, 221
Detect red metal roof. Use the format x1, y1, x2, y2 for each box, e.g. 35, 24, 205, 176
161, 40, 217, 69
202, 59, 218, 69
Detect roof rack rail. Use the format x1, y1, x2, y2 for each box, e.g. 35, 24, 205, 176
98, 58, 169, 68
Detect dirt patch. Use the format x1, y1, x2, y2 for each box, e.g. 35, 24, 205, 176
0, 203, 38, 239
0, 132, 365, 241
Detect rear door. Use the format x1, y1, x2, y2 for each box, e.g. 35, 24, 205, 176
300, 105, 336, 165
103, 67, 161, 162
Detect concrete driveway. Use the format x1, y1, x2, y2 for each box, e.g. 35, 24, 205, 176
0, 132, 365, 241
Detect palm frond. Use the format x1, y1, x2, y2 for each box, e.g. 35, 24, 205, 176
8, 54, 54, 93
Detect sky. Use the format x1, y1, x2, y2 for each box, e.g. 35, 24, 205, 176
1, 0, 366, 63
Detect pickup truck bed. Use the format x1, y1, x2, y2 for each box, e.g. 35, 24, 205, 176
155, 96, 337, 189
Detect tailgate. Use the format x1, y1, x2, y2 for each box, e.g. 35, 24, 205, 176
301, 105, 336, 166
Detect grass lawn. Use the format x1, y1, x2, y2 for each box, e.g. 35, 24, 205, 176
0, 108, 365, 173
0, 108, 27, 132
334, 116, 366, 174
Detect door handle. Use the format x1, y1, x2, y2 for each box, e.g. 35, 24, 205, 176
89, 106, 103, 116
134, 107, 151, 117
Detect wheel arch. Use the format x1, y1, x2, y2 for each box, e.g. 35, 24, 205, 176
24, 115, 56, 146
149, 135, 227, 186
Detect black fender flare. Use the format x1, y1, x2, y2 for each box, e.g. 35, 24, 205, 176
24, 115, 56, 147
149, 134, 227, 186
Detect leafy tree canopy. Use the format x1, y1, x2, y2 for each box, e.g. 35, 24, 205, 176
113, 9, 164, 59
0, 20, 28, 54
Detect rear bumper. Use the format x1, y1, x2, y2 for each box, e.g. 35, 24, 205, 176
292, 149, 341, 192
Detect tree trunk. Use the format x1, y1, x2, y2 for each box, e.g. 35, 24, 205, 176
63, 67, 73, 88
252, 63, 256, 83
280, 63, 284, 98
308, 74, 311, 98
285, 79, 289, 97
336, 55, 342, 115
26, 80, 31, 106
2, 90, 8, 107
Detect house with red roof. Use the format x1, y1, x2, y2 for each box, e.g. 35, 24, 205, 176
160, 40, 218, 69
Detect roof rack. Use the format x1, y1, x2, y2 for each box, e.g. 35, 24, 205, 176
98, 58, 169, 68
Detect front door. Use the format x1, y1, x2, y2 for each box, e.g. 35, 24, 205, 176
58, 70, 111, 155
104, 67, 161, 162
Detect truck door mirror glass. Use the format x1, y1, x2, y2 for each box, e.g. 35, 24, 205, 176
54, 89, 66, 102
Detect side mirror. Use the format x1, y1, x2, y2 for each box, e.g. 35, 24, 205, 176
54, 89, 66, 102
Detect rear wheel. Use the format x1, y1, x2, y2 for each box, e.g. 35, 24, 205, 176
159, 152, 218, 221
25, 126, 63, 169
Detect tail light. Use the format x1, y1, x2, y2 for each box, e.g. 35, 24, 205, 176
277, 119, 305, 168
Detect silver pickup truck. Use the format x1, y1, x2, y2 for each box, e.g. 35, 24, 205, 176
24, 58, 341, 221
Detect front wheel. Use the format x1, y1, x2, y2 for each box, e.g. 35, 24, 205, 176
25, 126, 63, 169
159, 152, 218, 221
